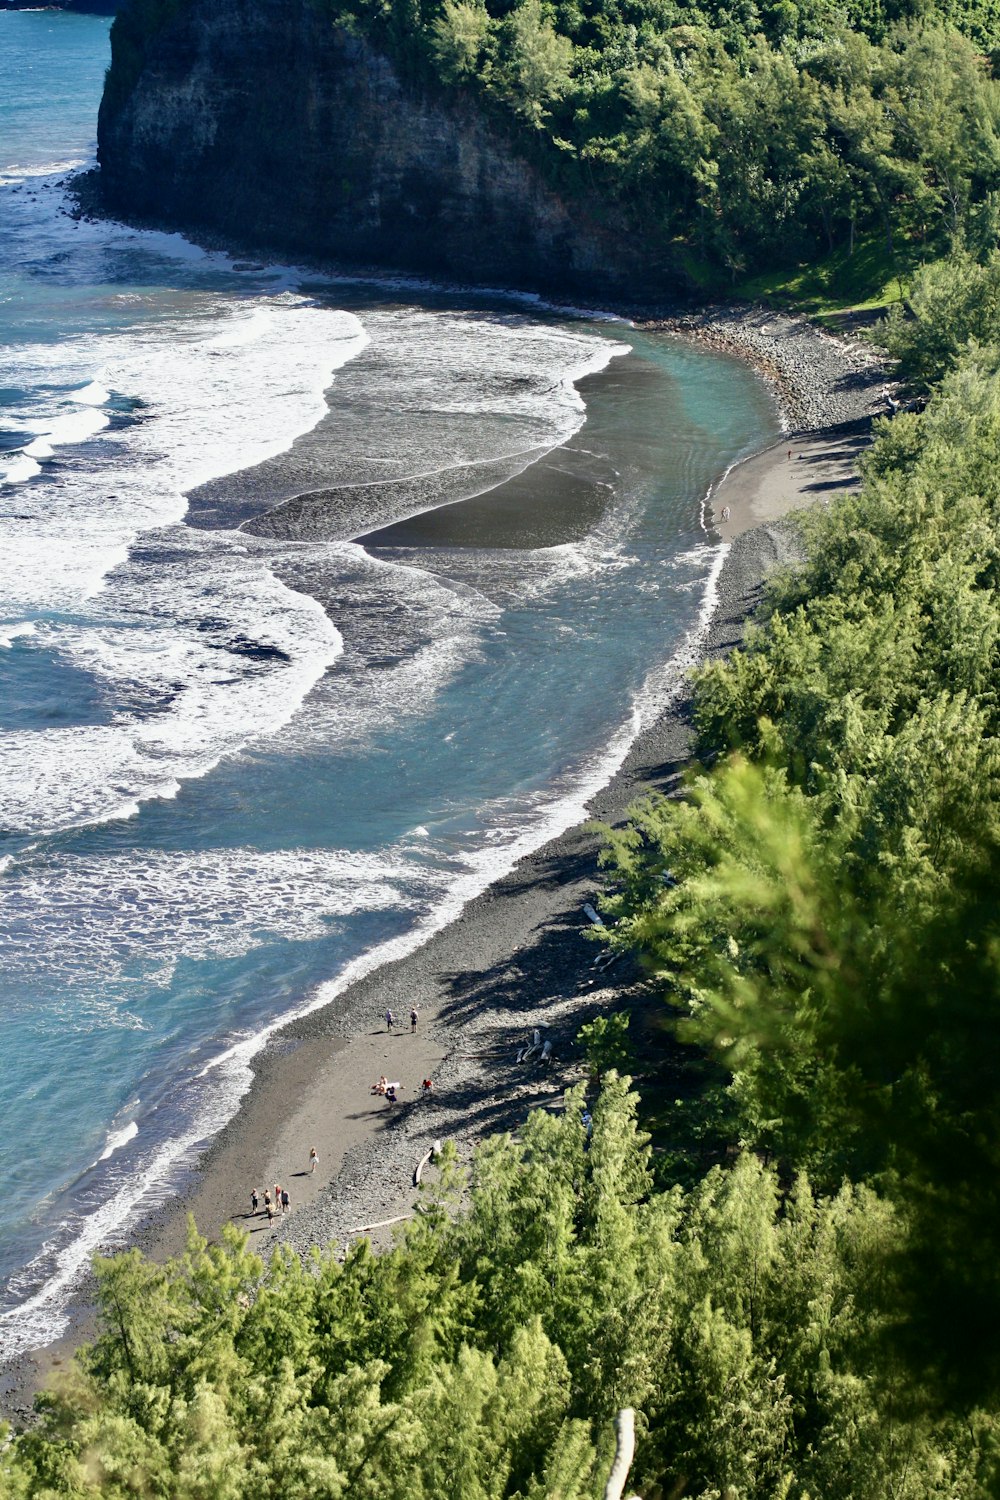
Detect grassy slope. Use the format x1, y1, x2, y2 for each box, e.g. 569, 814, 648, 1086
732, 232, 928, 324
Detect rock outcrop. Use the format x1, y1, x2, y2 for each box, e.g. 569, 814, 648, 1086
97, 0, 677, 296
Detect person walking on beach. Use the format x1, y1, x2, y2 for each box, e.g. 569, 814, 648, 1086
385, 1008, 396, 1032
309, 1146, 318, 1174
410, 1006, 419, 1034
250, 1188, 259, 1215
281, 1187, 290, 1214
266, 1198, 275, 1227
263, 1189, 272, 1212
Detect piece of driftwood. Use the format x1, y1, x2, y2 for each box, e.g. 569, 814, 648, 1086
344, 1214, 413, 1235
583, 902, 605, 926
519, 1028, 545, 1063
413, 1139, 443, 1186
604, 1407, 638, 1500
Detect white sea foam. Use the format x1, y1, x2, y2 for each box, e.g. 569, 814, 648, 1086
0, 845, 446, 982
0, 298, 369, 833
99, 1121, 138, 1161
70, 380, 110, 406
0, 296, 368, 609
33, 405, 110, 447
0, 536, 345, 834
0, 302, 631, 836
0, 622, 35, 648
0, 453, 40, 485
0, 156, 87, 185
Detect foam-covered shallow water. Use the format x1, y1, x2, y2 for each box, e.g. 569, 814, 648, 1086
0, 10, 779, 1356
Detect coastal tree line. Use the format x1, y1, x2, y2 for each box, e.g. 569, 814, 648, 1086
4, 1077, 999, 1497
594, 251, 1000, 1430
333, 0, 1000, 282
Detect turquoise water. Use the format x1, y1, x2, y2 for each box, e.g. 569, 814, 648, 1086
0, 10, 779, 1353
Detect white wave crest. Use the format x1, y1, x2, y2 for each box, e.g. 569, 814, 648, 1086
70, 380, 110, 406
99, 1121, 138, 1161
0, 622, 37, 650
0, 535, 344, 835
0, 295, 369, 609
1, 454, 40, 485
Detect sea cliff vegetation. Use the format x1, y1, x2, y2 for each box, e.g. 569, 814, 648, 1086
3, 1080, 999, 1499
105, 0, 1000, 293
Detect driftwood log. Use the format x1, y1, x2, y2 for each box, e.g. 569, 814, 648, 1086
604, 1407, 639, 1500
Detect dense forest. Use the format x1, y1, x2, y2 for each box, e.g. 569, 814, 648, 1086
395, 0, 1000, 282
3, 1080, 998, 1498
4, 260, 1000, 1495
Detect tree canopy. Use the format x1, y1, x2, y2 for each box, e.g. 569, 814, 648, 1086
4, 1079, 998, 1498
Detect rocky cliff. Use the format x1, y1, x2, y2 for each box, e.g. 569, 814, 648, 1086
97, 0, 676, 296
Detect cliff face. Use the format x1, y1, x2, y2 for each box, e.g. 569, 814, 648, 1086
97, 0, 675, 296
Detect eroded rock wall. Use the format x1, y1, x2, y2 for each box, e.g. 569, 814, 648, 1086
97, 0, 674, 295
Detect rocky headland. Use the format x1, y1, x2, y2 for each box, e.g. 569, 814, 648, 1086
96, 0, 674, 295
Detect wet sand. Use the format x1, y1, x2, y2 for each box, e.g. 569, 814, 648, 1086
711, 419, 870, 541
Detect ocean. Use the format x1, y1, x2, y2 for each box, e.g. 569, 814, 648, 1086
0, 9, 779, 1356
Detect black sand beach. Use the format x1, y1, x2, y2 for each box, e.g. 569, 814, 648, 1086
0, 304, 890, 1423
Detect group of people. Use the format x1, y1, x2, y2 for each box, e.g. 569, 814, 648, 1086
250, 1181, 290, 1227
374, 1006, 425, 1103
384, 1006, 420, 1033
248, 1146, 319, 1228
370, 1074, 434, 1104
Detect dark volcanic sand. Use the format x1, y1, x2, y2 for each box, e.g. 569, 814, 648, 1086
0, 303, 890, 1424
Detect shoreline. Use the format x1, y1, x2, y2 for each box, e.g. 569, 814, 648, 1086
0, 294, 889, 1425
